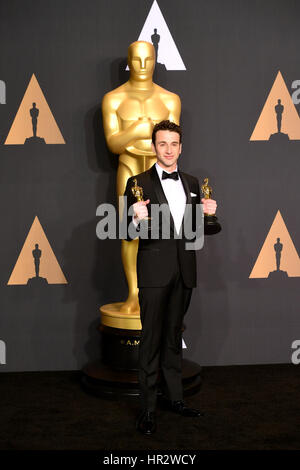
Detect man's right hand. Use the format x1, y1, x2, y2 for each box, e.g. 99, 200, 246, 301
133, 199, 150, 223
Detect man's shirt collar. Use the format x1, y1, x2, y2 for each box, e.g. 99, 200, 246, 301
155, 162, 178, 180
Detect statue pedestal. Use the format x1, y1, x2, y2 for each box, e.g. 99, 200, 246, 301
204, 215, 222, 235
81, 303, 202, 398
82, 358, 202, 399
24, 136, 46, 144
268, 269, 289, 279
100, 302, 141, 330
269, 131, 289, 142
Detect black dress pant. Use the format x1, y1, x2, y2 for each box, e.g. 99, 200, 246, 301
138, 258, 193, 412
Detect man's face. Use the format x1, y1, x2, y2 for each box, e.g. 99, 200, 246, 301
128, 42, 155, 81
152, 130, 182, 171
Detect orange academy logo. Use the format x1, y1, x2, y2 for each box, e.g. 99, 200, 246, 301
4, 74, 65, 145
250, 71, 300, 141
249, 210, 300, 279
7, 216, 67, 285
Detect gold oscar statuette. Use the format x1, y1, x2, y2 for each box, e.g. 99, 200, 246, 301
131, 178, 151, 222
100, 40, 181, 328
131, 178, 143, 202
201, 177, 221, 235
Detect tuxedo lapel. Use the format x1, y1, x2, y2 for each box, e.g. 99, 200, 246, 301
178, 170, 192, 235
149, 165, 175, 235
178, 170, 192, 205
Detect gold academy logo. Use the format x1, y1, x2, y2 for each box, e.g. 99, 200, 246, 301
4, 74, 65, 145
249, 210, 300, 279
7, 216, 67, 285
250, 71, 300, 141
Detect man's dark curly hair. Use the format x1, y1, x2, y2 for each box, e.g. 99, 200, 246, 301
152, 120, 182, 145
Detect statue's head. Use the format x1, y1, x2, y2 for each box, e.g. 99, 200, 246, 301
128, 41, 155, 81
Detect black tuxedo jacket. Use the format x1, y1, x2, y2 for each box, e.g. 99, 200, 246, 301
123, 164, 201, 289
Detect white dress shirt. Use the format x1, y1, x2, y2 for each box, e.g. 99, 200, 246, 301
155, 162, 186, 234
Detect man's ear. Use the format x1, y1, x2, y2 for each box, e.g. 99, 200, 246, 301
151, 142, 156, 154
179, 143, 182, 154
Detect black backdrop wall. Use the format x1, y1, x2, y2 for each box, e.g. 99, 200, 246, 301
0, 0, 299, 372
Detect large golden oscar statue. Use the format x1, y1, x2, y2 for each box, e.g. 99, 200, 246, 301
82, 42, 202, 397
100, 41, 181, 330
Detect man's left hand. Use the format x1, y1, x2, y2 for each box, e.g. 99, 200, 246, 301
201, 198, 217, 215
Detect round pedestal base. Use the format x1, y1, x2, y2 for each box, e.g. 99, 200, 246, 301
100, 302, 141, 330
81, 359, 202, 398
204, 215, 222, 235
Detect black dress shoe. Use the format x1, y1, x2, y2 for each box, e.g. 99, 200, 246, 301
170, 400, 204, 417
136, 411, 157, 435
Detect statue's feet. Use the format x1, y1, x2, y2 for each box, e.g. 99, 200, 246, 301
120, 296, 140, 314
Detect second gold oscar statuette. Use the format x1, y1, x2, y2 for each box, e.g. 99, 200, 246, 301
201, 177, 222, 235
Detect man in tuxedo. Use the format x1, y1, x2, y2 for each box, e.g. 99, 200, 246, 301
123, 120, 217, 435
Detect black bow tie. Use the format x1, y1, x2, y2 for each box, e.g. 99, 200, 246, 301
162, 170, 179, 181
